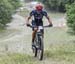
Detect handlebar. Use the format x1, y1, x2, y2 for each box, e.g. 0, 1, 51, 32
26, 24, 53, 28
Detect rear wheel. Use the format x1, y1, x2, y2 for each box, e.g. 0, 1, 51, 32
32, 46, 37, 57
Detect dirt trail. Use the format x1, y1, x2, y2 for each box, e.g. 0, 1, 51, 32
0, 13, 32, 55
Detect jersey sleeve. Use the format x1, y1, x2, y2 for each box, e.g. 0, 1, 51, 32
43, 11, 48, 17
30, 11, 34, 16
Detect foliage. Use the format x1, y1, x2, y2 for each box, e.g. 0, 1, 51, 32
0, 0, 12, 27
8, 0, 21, 10
0, 0, 21, 28
35, 0, 75, 12
66, 2, 75, 34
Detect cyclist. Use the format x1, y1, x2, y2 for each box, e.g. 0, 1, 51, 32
26, 3, 53, 47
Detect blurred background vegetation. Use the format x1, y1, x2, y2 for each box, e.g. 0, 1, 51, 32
0, 0, 21, 28
35, 0, 75, 12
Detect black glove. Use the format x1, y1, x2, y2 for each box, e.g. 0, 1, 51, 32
26, 24, 30, 27
48, 24, 53, 27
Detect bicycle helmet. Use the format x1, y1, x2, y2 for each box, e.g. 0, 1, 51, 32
35, 4, 43, 11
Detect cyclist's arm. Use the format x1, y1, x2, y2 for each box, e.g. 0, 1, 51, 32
46, 16, 52, 25
26, 16, 32, 25
43, 11, 52, 25
26, 11, 33, 25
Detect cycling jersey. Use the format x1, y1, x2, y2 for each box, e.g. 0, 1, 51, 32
30, 10, 48, 27
30, 10, 48, 20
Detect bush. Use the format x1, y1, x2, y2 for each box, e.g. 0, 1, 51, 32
0, 0, 21, 28
66, 3, 75, 34
0, 0, 12, 27
8, 0, 21, 10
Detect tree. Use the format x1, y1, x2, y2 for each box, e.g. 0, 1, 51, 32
0, 0, 12, 27
66, 2, 75, 34
8, 0, 21, 9
0, 0, 21, 28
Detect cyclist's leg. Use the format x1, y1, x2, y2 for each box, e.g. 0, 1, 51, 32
32, 20, 38, 45
32, 28, 38, 43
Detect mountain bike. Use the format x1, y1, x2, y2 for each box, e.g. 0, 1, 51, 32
28, 24, 52, 60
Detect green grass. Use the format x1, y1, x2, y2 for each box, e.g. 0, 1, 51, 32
0, 53, 37, 64
44, 27, 75, 63
45, 43, 75, 61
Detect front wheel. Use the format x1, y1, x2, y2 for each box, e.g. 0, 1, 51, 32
37, 48, 43, 60
32, 45, 37, 57
37, 36, 44, 60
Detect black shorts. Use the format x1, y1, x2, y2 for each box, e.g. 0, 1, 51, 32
32, 20, 43, 30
